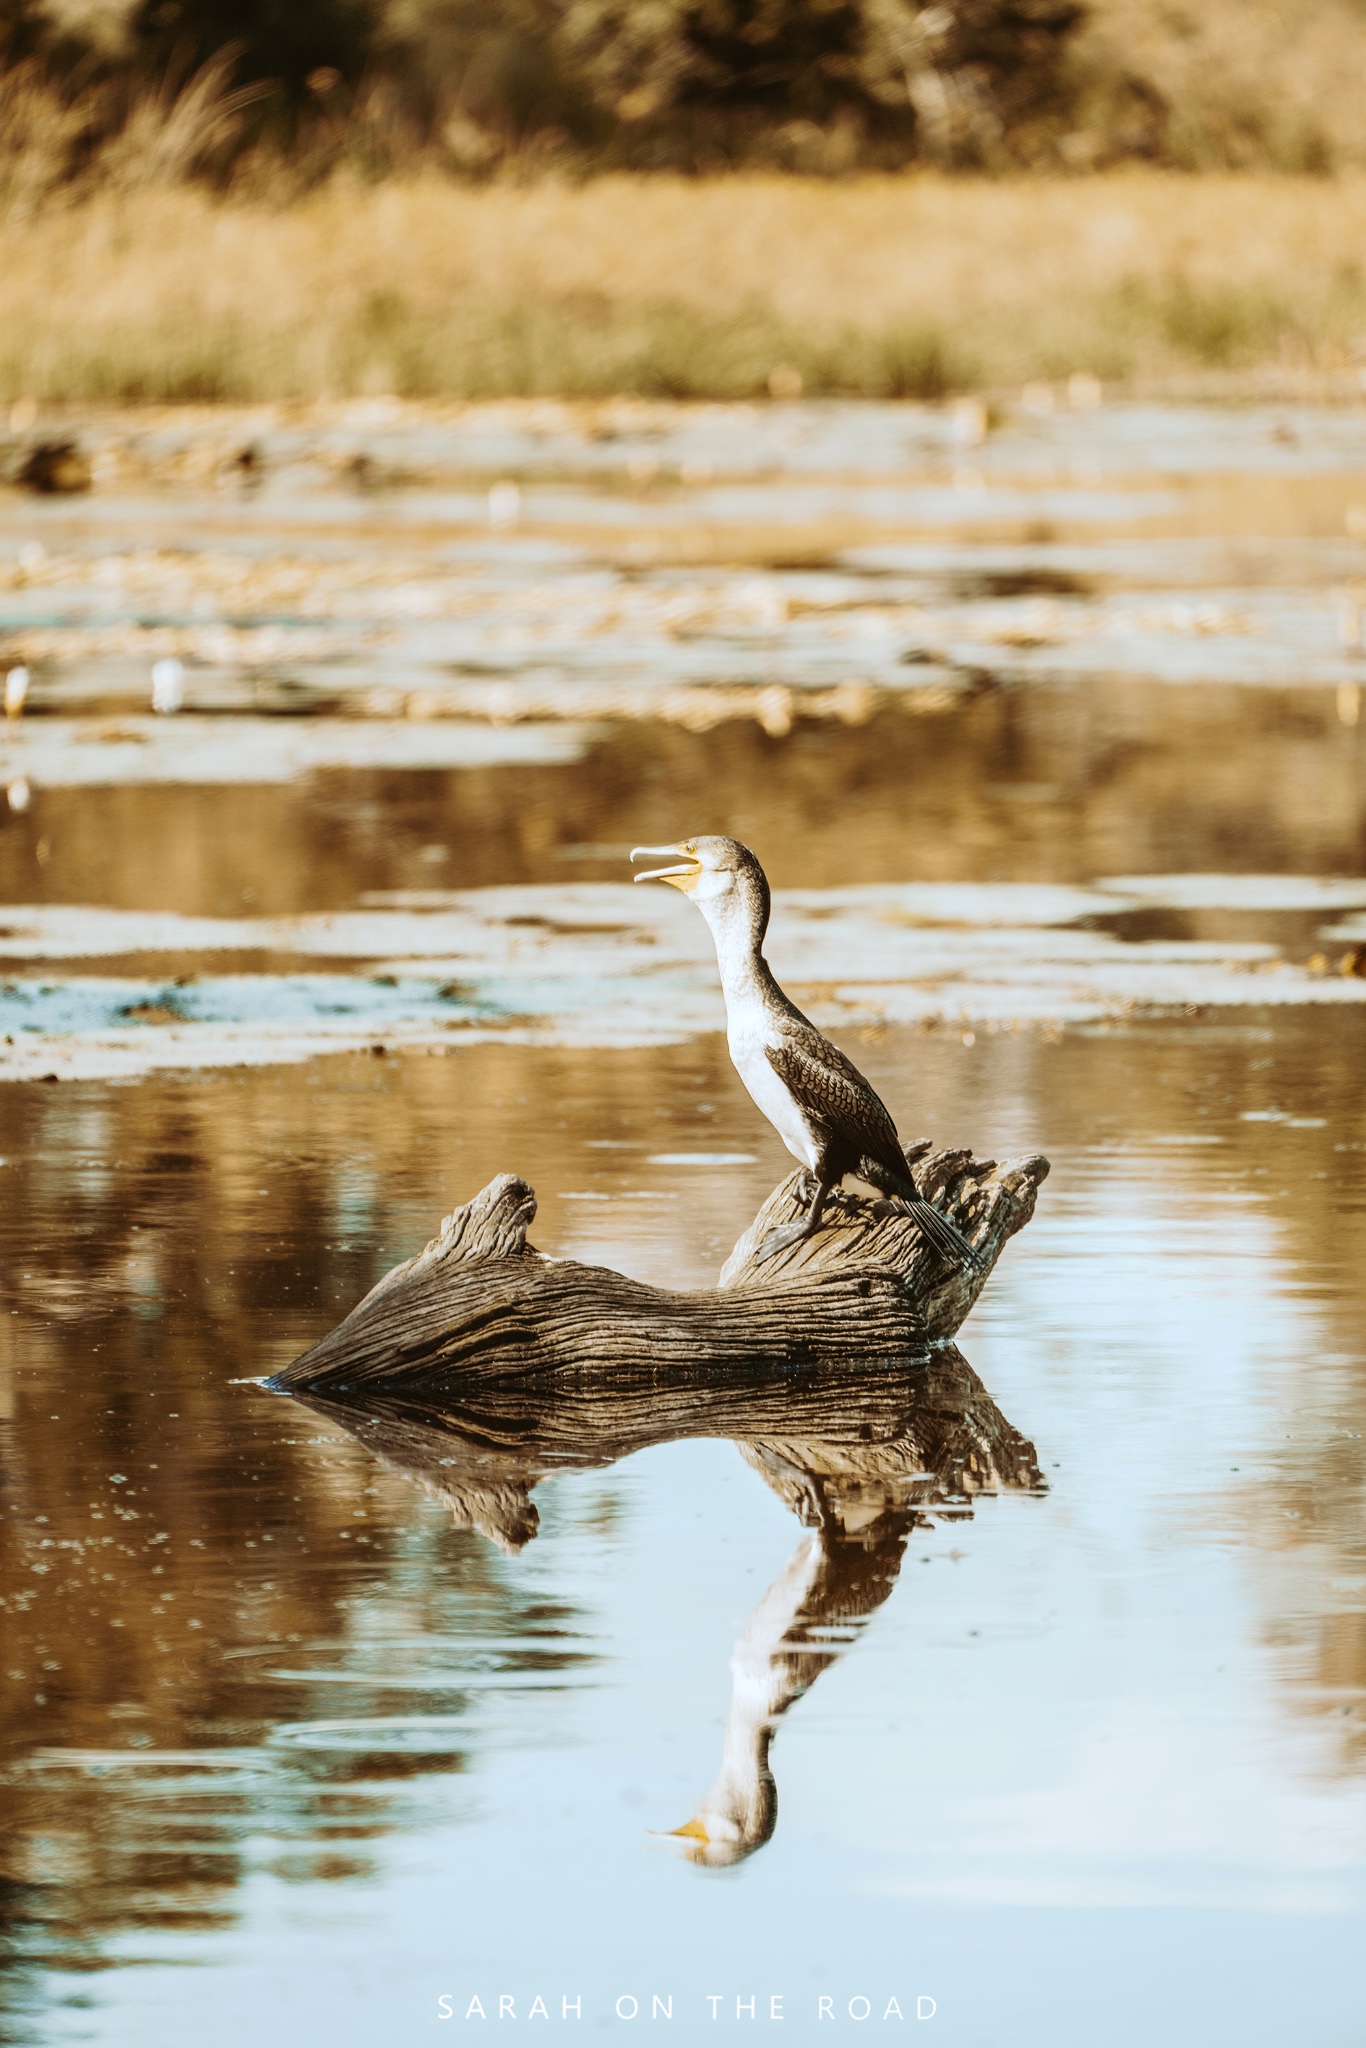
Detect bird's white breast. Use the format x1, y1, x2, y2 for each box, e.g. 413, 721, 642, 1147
725, 997, 819, 1171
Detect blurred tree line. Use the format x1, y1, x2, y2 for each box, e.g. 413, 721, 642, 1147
0, 0, 1088, 177
5, 0, 1361, 186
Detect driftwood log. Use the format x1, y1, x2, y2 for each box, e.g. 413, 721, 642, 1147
269, 1141, 1050, 1400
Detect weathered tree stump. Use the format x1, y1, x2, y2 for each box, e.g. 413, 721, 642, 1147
269, 1143, 1048, 1401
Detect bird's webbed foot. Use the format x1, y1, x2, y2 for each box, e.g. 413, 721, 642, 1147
751, 1217, 818, 1264
752, 1175, 832, 1264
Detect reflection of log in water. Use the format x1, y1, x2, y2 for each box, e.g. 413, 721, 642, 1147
285, 1343, 1041, 1549
283, 1344, 1043, 1866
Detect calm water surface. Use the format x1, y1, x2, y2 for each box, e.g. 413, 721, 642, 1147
1, 399, 1365, 2045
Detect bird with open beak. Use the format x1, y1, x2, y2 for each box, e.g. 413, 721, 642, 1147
630, 836, 977, 1268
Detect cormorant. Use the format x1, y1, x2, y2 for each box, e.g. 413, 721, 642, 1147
631, 836, 978, 1269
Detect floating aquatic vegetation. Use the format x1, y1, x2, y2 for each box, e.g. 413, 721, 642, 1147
2, 879, 1362, 1082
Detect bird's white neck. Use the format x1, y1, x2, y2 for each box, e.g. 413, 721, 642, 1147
707, 919, 769, 1006
692, 877, 775, 1011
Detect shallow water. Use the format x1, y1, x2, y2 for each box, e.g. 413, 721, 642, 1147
1, 400, 1365, 2044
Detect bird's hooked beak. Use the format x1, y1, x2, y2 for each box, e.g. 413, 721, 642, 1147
630, 843, 701, 892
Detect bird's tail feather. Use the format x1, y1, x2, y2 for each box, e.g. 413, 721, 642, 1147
900, 1195, 979, 1271
858, 1155, 980, 1270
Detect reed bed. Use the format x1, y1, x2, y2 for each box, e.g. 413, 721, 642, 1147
6, 171, 1366, 403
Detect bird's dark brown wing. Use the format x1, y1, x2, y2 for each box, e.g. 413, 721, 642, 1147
764, 1033, 910, 1188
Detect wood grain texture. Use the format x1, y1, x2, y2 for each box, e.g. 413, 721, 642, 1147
720, 1141, 1050, 1335
270, 1147, 1048, 1399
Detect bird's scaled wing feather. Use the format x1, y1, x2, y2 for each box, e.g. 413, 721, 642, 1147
763, 1036, 906, 1182
765, 1037, 978, 1269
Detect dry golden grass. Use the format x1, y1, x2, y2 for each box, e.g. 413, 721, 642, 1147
5, 170, 1366, 403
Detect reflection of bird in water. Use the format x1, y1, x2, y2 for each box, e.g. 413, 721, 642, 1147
632, 835, 978, 1268
660, 1472, 927, 1868
661, 1532, 825, 1867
